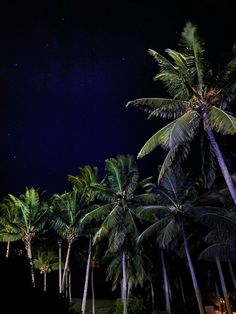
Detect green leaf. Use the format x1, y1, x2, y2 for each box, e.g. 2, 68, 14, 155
127, 97, 187, 119
137, 120, 176, 158
208, 106, 236, 134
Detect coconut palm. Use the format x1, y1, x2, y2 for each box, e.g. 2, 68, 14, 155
68, 165, 101, 314
0, 187, 49, 287
127, 22, 236, 204
33, 249, 59, 291
51, 186, 85, 294
81, 154, 156, 314
137, 167, 207, 314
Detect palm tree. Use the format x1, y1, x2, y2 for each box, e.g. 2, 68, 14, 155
68, 165, 100, 314
33, 249, 59, 291
137, 168, 206, 314
81, 154, 156, 314
127, 22, 236, 204
0, 187, 49, 287
51, 187, 85, 294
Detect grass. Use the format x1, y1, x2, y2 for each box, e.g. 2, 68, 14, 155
70, 298, 115, 314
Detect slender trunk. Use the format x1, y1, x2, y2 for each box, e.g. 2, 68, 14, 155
25, 240, 35, 287
91, 264, 95, 314
216, 256, 232, 314
65, 269, 68, 298
122, 249, 128, 314
150, 280, 155, 312
161, 250, 171, 314
6, 241, 10, 259
58, 240, 62, 294
179, 277, 187, 314
62, 241, 72, 293
182, 226, 205, 314
69, 267, 72, 304
44, 273, 47, 292
81, 236, 92, 314
205, 123, 236, 205
215, 281, 223, 314
228, 260, 236, 290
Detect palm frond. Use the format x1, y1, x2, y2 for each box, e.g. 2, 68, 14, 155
180, 21, 205, 93
200, 133, 216, 188
208, 106, 236, 134
158, 143, 191, 183
137, 120, 176, 158
199, 243, 233, 262
127, 97, 187, 119
148, 49, 190, 99
80, 204, 112, 224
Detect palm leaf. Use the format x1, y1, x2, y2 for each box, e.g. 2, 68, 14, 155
180, 21, 205, 93
80, 204, 112, 224
158, 143, 190, 183
137, 120, 176, 158
199, 243, 233, 262
137, 217, 170, 243
127, 97, 187, 119
208, 106, 236, 134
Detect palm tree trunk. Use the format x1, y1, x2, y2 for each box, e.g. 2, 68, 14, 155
161, 249, 171, 314
69, 267, 72, 304
182, 226, 205, 314
25, 240, 36, 287
150, 280, 155, 312
205, 123, 236, 204
216, 256, 232, 314
62, 241, 72, 293
81, 236, 92, 314
58, 240, 62, 294
215, 280, 223, 314
44, 273, 47, 292
65, 269, 68, 298
6, 241, 10, 259
91, 263, 95, 314
228, 260, 236, 290
122, 249, 128, 314
179, 277, 187, 314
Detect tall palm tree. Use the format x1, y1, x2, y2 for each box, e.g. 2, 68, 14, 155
137, 168, 206, 314
51, 187, 85, 294
0, 187, 49, 287
33, 249, 59, 291
127, 22, 236, 203
68, 165, 100, 314
81, 154, 156, 314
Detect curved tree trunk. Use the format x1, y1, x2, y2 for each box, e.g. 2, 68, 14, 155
228, 260, 236, 290
161, 249, 171, 314
91, 263, 95, 314
62, 241, 72, 293
6, 241, 10, 260
216, 256, 232, 314
81, 236, 92, 314
25, 240, 35, 287
58, 240, 62, 294
122, 249, 128, 314
205, 123, 236, 204
182, 226, 205, 314
44, 273, 47, 292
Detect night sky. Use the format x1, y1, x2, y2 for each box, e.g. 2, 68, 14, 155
0, 0, 236, 196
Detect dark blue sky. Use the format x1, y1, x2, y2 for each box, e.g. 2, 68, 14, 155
0, 0, 235, 196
